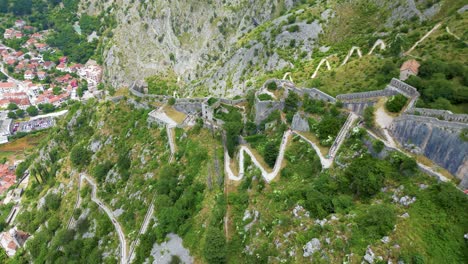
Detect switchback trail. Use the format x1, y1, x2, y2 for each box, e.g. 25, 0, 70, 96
225, 114, 357, 182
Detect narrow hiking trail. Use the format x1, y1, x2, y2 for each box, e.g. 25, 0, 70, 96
405, 22, 441, 55
224, 113, 357, 182
75, 174, 128, 264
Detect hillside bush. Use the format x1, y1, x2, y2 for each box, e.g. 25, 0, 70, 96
385, 94, 408, 113
70, 145, 92, 167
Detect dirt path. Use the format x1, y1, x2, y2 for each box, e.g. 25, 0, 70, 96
405, 22, 441, 55
77, 174, 128, 264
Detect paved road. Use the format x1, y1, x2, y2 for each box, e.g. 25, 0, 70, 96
79, 174, 128, 264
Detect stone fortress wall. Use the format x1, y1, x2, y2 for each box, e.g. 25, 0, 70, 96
133, 76, 467, 186
406, 108, 468, 123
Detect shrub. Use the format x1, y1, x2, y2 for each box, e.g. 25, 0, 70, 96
287, 25, 300, 32
168, 97, 176, 105
70, 145, 92, 167
257, 93, 273, 101
356, 204, 396, 239
203, 227, 226, 264
385, 94, 408, 113
373, 140, 384, 153
263, 141, 279, 168
363, 106, 375, 127
266, 81, 277, 90
344, 156, 385, 198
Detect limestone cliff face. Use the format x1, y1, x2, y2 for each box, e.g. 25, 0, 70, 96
79, 0, 309, 96
390, 116, 468, 187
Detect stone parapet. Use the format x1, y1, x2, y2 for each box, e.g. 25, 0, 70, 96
406, 108, 468, 123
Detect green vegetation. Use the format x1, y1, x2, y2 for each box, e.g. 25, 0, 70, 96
257, 93, 273, 101
407, 59, 468, 113
385, 94, 408, 113
146, 74, 179, 95
363, 106, 375, 128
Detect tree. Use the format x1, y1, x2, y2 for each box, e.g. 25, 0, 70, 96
264, 141, 279, 168
385, 94, 408, 113
11, 0, 32, 15
345, 156, 385, 198
168, 97, 176, 105
363, 106, 374, 128
7, 103, 18, 110
224, 122, 242, 156
92, 161, 113, 183
70, 145, 92, 167
44, 194, 61, 211
38, 103, 55, 113
26, 105, 39, 116
16, 109, 26, 118
285, 91, 300, 113
203, 227, 226, 264
7, 111, 17, 119
53, 86, 62, 95
0, 0, 8, 13
357, 204, 396, 239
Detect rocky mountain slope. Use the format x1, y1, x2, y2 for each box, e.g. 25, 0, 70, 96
79, 0, 457, 97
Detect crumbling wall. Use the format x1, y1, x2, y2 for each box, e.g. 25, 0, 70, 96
254, 98, 284, 124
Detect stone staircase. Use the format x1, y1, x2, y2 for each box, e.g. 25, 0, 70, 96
328, 113, 358, 158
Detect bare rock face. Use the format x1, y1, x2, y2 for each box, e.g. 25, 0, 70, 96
79, 0, 324, 97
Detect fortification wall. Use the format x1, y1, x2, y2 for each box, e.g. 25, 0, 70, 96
219, 98, 247, 105
389, 114, 468, 183
343, 101, 376, 115
254, 98, 284, 124
393, 114, 468, 130
406, 108, 468, 123
336, 88, 397, 101
388, 78, 420, 98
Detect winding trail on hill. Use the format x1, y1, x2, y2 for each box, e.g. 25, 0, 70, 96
225, 113, 357, 182
341, 46, 363, 66
77, 174, 128, 264
405, 22, 441, 55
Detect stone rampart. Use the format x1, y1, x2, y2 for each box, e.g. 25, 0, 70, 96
174, 102, 203, 115
219, 98, 247, 105
336, 88, 397, 101
393, 114, 468, 130
406, 108, 468, 123
254, 98, 284, 124
275, 79, 336, 102
389, 114, 468, 182
388, 78, 420, 98
343, 101, 376, 115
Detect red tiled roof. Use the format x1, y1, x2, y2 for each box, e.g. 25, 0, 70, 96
400, 59, 420, 74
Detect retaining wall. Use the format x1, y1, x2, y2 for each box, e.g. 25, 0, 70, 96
336, 87, 397, 101
406, 108, 468, 123
388, 78, 420, 98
